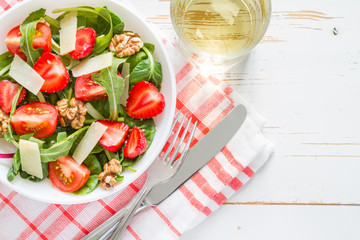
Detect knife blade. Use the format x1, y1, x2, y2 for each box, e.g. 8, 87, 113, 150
82, 104, 247, 240
145, 104, 247, 205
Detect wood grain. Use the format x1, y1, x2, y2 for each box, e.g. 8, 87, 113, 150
131, 0, 360, 238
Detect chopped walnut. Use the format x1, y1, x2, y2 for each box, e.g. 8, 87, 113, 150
98, 159, 123, 190
56, 98, 87, 129
0, 108, 9, 135
109, 32, 144, 58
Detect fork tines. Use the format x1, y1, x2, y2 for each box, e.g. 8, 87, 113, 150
162, 113, 198, 167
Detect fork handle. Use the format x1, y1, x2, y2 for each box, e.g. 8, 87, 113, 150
81, 207, 128, 240
109, 181, 154, 240
82, 202, 148, 240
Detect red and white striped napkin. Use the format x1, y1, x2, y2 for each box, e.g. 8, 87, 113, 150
0, 1, 274, 239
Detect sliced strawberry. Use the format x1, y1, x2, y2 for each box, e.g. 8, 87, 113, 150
126, 81, 165, 119
33, 52, 69, 93
69, 28, 97, 59
0, 80, 27, 113
124, 126, 147, 159
96, 120, 130, 152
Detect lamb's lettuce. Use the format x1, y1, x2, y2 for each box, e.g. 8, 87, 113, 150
128, 44, 162, 89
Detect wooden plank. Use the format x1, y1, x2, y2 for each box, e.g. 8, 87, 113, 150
131, 0, 360, 205
181, 205, 360, 240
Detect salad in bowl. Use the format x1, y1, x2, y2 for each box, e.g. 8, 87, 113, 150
0, 1, 175, 204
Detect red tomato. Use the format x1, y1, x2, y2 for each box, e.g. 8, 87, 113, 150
75, 73, 107, 101
33, 52, 69, 93
5, 22, 51, 61
10, 102, 58, 138
75, 72, 122, 102
48, 156, 90, 192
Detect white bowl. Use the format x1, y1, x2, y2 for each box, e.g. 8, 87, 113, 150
0, 0, 176, 204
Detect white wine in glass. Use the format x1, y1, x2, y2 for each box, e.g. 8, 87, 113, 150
171, 0, 271, 63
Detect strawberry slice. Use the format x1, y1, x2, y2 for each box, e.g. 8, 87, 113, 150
126, 81, 165, 119
33, 52, 69, 93
97, 120, 130, 152
69, 28, 97, 59
0, 80, 27, 113
124, 126, 147, 159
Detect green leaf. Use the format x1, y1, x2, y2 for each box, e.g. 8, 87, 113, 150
143, 43, 155, 54
56, 132, 68, 142
40, 126, 89, 162
87, 99, 109, 119
4, 86, 24, 148
7, 150, 20, 181
96, 152, 108, 168
82, 155, 102, 175
92, 8, 113, 55
126, 50, 147, 73
19, 8, 46, 66
19, 162, 48, 182
91, 57, 127, 121
77, 15, 87, 28
90, 143, 104, 154
72, 175, 99, 195
105, 8, 124, 34
115, 173, 124, 182
44, 15, 60, 35
0, 52, 14, 76
129, 46, 162, 89
53, 7, 99, 29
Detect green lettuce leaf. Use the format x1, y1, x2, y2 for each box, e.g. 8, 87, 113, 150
129, 45, 162, 89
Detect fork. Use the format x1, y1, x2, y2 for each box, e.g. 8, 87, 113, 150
106, 114, 197, 240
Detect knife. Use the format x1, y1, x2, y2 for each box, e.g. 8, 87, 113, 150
82, 104, 247, 240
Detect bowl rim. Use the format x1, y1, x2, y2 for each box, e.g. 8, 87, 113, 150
0, 0, 176, 204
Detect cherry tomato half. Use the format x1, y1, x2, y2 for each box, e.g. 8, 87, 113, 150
48, 156, 90, 192
10, 102, 58, 139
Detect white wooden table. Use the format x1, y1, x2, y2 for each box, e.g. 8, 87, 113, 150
132, 0, 360, 239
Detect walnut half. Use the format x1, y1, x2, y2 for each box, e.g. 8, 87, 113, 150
98, 159, 123, 190
0, 108, 9, 135
109, 32, 144, 58
56, 98, 87, 129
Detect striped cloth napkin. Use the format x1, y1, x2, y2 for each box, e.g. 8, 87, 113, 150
0, 1, 274, 239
